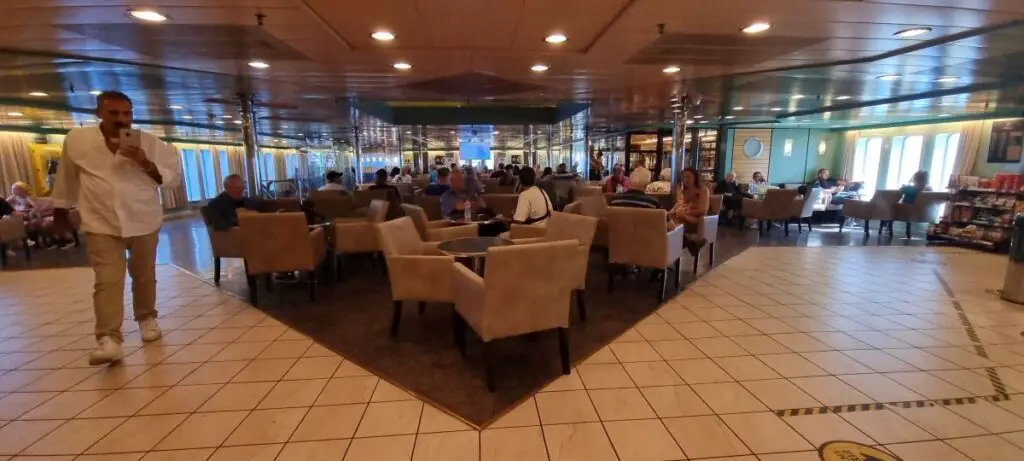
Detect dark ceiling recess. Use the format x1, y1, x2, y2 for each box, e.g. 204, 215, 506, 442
399, 71, 547, 98
625, 33, 827, 67
58, 24, 309, 61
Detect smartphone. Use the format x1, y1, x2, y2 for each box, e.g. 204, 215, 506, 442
119, 128, 142, 149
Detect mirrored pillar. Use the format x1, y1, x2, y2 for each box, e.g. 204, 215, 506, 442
670, 95, 688, 199
238, 93, 260, 197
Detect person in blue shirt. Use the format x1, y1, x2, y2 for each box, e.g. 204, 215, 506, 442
424, 167, 452, 196
900, 171, 931, 203
427, 165, 438, 184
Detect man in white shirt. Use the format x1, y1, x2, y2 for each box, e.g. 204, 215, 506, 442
51, 91, 180, 366
392, 166, 413, 184
511, 168, 552, 226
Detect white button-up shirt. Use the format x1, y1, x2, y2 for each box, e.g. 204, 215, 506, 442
50, 127, 180, 238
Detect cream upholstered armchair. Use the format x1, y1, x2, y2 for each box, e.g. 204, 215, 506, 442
0, 217, 29, 267
376, 217, 457, 337
693, 194, 723, 273
238, 213, 327, 305
482, 193, 518, 218
332, 199, 389, 278
841, 189, 901, 235
199, 206, 244, 285
893, 191, 948, 239
606, 207, 685, 302
415, 193, 445, 221
788, 188, 822, 235
400, 204, 479, 242
308, 191, 354, 222
742, 189, 799, 236
578, 196, 609, 251
452, 240, 579, 391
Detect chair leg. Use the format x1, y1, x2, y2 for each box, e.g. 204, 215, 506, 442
21, 239, 30, 260
708, 243, 715, 266
784, 221, 790, 237
692, 248, 699, 274
674, 258, 682, 289
575, 289, 587, 322
378, 252, 388, 276
390, 301, 404, 337
557, 328, 571, 375
863, 219, 870, 235
418, 301, 427, 315
264, 274, 274, 292
73, 232, 81, 247
213, 257, 221, 286
308, 270, 316, 302
887, 220, 894, 235
452, 311, 466, 357
483, 341, 497, 392
658, 269, 668, 303
607, 264, 616, 293
905, 222, 912, 239
797, 220, 802, 233
757, 220, 763, 237
247, 276, 258, 306
806, 217, 813, 231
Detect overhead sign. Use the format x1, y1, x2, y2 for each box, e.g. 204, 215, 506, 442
819, 441, 903, 461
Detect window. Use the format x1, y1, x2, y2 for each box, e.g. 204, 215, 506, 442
199, 149, 217, 199
218, 150, 231, 184
285, 154, 301, 179
179, 149, 202, 202
260, 152, 276, 183
930, 133, 960, 191
885, 135, 923, 189
851, 136, 883, 194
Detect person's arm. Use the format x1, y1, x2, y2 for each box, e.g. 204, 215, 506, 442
512, 191, 532, 223
207, 199, 238, 231
713, 182, 728, 195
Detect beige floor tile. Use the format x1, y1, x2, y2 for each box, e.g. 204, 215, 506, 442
229, 358, 296, 383
289, 404, 365, 441
19, 390, 110, 420
208, 444, 283, 461
890, 405, 987, 439
885, 441, 970, 461
672, 322, 723, 339
542, 422, 618, 461
257, 340, 312, 359
0, 419, 63, 455
648, 339, 705, 360
691, 337, 750, 358
155, 411, 249, 450
842, 349, 917, 373
576, 364, 634, 389
412, 430, 478, 461
77, 453, 146, 461
740, 379, 820, 410
86, 414, 188, 454
197, 381, 274, 412
768, 333, 830, 353
18, 368, 99, 392
691, 382, 767, 414
789, 376, 873, 405
21, 417, 124, 455
799, 351, 874, 375
756, 452, 819, 461
640, 385, 712, 418
223, 407, 308, 446
140, 448, 215, 460
79, 387, 169, 418
835, 373, 925, 403
708, 319, 761, 336
137, 384, 220, 415
191, 327, 249, 345
177, 361, 247, 386
334, 360, 373, 377
636, 324, 683, 341
756, 353, 828, 378
534, 390, 598, 425
621, 361, 683, 387
882, 348, 959, 370
1003, 431, 1024, 450
124, 364, 200, 389
0, 370, 56, 393
277, 440, 350, 461
947, 400, 1024, 433
418, 405, 473, 433
608, 342, 662, 362
257, 378, 328, 409
606, 419, 684, 461
283, 357, 342, 380
667, 358, 733, 384
488, 397, 539, 429
70, 366, 150, 391
315, 377, 379, 406
720, 412, 812, 453
839, 409, 934, 444
587, 388, 656, 421
343, 434, 415, 461
784, 413, 875, 447
714, 356, 782, 381
580, 346, 618, 365
354, 400, 423, 437
732, 335, 792, 355
209, 341, 271, 361
883, 371, 974, 399
161, 344, 226, 364
0, 392, 59, 420
662, 415, 749, 459
237, 325, 288, 343
946, 434, 1024, 461
540, 370, 584, 392
480, 426, 548, 461
371, 380, 416, 402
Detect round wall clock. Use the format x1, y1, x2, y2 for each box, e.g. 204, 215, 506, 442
742, 136, 764, 158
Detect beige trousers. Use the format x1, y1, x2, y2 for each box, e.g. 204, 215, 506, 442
84, 232, 159, 343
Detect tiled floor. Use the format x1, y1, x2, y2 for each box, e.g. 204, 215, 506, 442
0, 246, 1022, 460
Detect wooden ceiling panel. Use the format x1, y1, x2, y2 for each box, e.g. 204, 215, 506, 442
510, 0, 631, 51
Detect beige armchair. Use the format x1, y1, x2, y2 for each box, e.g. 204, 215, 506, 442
199, 206, 244, 285
605, 207, 685, 302
332, 199, 389, 278
376, 217, 457, 337
259, 197, 303, 213
893, 191, 948, 239
308, 191, 354, 222
238, 213, 327, 305
400, 204, 479, 242
578, 196, 609, 251
693, 195, 723, 273
789, 188, 822, 235
452, 240, 579, 391
355, 188, 402, 220
572, 185, 602, 201
742, 189, 799, 237
0, 217, 29, 267
416, 193, 445, 221
841, 190, 901, 235
482, 193, 518, 218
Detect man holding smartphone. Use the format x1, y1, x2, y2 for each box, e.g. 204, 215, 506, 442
51, 91, 180, 365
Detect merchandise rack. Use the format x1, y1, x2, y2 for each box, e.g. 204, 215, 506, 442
927, 188, 1023, 253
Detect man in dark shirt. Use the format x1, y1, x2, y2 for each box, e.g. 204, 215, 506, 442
714, 172, 751, 223
206, 174, 259, 230
490, 163, 506, 180
609, 175, 660, 209
424, 167, 452, 196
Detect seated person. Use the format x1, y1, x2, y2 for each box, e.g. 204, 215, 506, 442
645, 168, 673, 194
498, 164, 517, 187
370, 168, 400, 194
424, 167, 452, 196
714, 171, 752, 222
551, 163, 577, 180
392, 166, 413, 184
427, 165, 438, 184
809, 168, 842, 193
609, 169, 660, 209
668, 168, 709, 256
899, 171, 932, 203
342, 166, 357, 191
318, 170, 346, 191
747, 171, 769, 196
511, 168, 552, 226
541, 167, 554, 180
603, 165, 630, 193
440, 171, 486, 219
6, 182, 64, 248
206, 174, 260, 231
490, 163, 507, 180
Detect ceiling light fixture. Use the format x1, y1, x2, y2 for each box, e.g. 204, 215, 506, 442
724, 116, 736, 119
233, 120, 242, 124
28, 91, 48, 97
167, 105, 184, 109
214, 120, 224, 124
835, 95, 851, 100
742, 21, 772, 34
404, 131, 412, 134
733, 106, 744, 110
545, 33, 567, 44
371, 31, 395, 41
221, 115, 232, 119
531, 64, 549, 72
877, 74, 901, 81
181, 115, 193, 119
6, 112, 23, 117
935, 76, 959, 83
894, 27, 931, 38
449, 130, 456, 134
393, 62, 412, 70
694, 115, 704, 119
493, 131, 500, 135
771, 107, 783, 111
128, 9, 168, 22
41, 125, 52, 129
791, 94, 805, 99
939, 113, 953, 117
247, 60, 270, 69
89, 90, 103, 96
662, 65, 681, 74
685, 120, 694, 124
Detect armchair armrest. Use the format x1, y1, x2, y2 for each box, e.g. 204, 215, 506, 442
453, 263, 487, 336
209, 227, 245, 258
425, 220, 451, 230
789, 198, 807, 217
842, 199, 872, 220
699, 215, 719, 242
334, 216, 368, 224
385, 255, 457, 301
333, 221, 378, 253
742, 198, 764, 218
425, 223, 479, 242
508, 224, 548, 240
308, 227, 326, 265
666, 225, 686, 267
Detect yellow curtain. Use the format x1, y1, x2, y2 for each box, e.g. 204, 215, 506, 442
954, 121, 984, 177
0, 132, 39, 195
160, 143, 188, 209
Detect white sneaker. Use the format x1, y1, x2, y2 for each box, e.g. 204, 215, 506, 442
88, 337, 123, 366
139, 318, 163, 342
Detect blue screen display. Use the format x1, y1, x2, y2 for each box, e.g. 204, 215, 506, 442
459, 142, 491, 161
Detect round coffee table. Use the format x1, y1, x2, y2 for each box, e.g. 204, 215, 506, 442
438, 236, 513, 273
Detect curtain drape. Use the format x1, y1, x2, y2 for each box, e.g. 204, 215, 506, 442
840, 131, 859, 180
0, 132, 38, 196
160, 143, 188, 209
953, 120, 984, 177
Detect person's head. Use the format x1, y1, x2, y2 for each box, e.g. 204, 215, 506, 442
375, 169, 389, 186
450, 163, 458, 170
436, 167, 451, 184
505, 164, 514, 173
542, 167, 553, 177
390, 167, 400, 177
449, 170, 465, 192
817, 168, 830, 181
556, 163, 568, 174
497, 163, 505, 171
222, 174, 245, 200
752, 171, 764, 183
629, 168, 651, 191
10, 182, 30, 198
519, 166, 537, 187
402, 165, 412, 175
325, 170, 342, 184
512, 165, 520, 175
911, 170, 928, 188
429, 164, 437, 171
724, 171, 737, 183
612, 165, 624, 178
95, 91, 133, 135
682, 167, 701, 189
660, 168, 672, 181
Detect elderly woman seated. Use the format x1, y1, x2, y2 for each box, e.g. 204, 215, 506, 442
5, 182, 69, 249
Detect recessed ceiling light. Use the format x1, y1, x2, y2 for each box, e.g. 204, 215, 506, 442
371, 31, 395, 41
493, 131, 500, 135
221, 115, 233, 119
297, 133, 303, 136
404, 131, 412, 134
41, 125, 52, 129
167, 105, 184, 109
894, 27, 931, 38
771, 107, 783, 111
233, 120, 242, 124
742, 21, 772, 34
724, 116, 736, 119
791, 94, 805, 99
449, 130, 456, 134
672, 109, 682, 113
939, 113, 953, 117
685, 120, 694, 124
6, 112, 23, 117
28, 91, 48, 97
733, 106, 744, 110
877, 74, 901, 81
693, 115, 704, 119
214, 120, 224, 124
938, 101, 955, 106
835, 95, 851, 100
181, 115, 193, 119
247, 60, 270, 69
663, 65, 681, 74
393, 62, 412, 70
531, 64, 549, 72
88, 90, 102, 96
83, 119, 96, 123
128, 9, 168, 22
935, 76, 958, 83
545, 33, 567, 44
